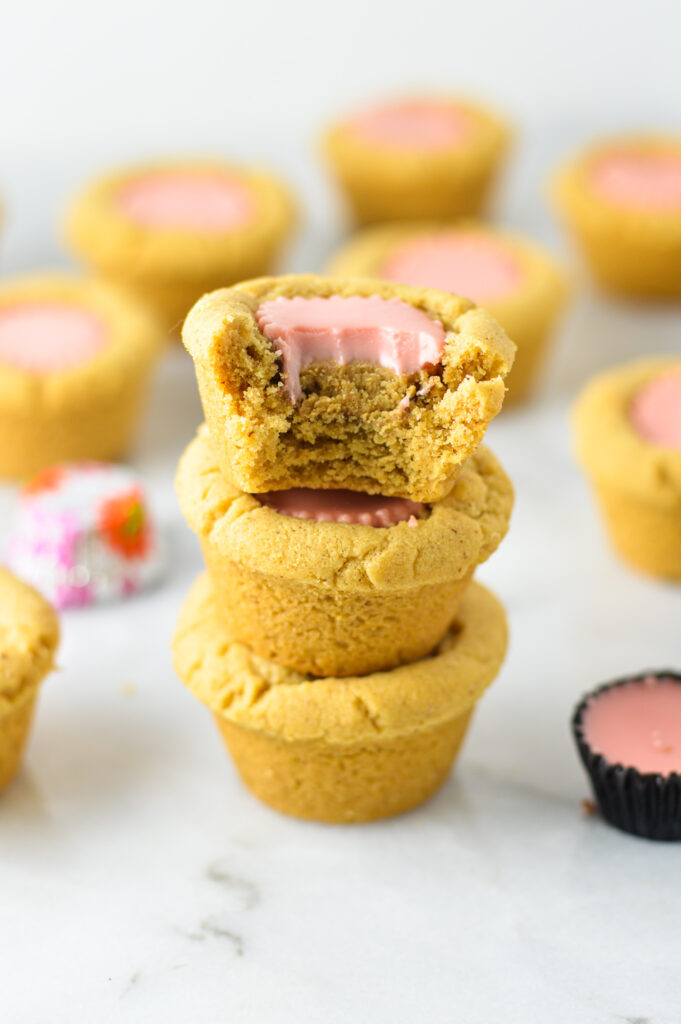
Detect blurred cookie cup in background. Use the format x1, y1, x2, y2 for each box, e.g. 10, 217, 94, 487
553, 136, 681, 298
573, 357, 681, 579
64, 160, 297, 335
0, 568, 59, 792
328, 222, 568, 404
322, 96, 510, 226
0, 274, 162, 478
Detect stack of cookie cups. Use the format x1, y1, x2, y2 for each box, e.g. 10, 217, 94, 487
173, 274, 516, 823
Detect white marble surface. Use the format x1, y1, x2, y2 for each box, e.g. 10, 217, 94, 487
2, 142, 681, 1024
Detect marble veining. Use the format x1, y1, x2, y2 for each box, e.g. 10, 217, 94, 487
205, 859, 260, 910
2, 142, 681, 1022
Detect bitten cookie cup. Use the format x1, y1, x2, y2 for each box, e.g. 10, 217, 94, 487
64, 160, 297, 334
182, 274, 515, 502
321, 97, 510, 226
328, 222, 568, 405
573, 358, 681, 580
173, 574, 508, 823
0, 275, 163, 479
0, 569, 59, 791
552, 136, 681, 298
572, 672, 681, 841
176, 425, 513, 677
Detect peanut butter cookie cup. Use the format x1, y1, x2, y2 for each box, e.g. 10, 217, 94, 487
0, 568, 59, 791
173, 574, 507, 823
176, 425, 513, 676
574, 357, 681, 579
322, 97, 510, 226
0, 274, 162, 478
553, 136, 681, 298
182, 274, 515, 502
65, 160, 297, 333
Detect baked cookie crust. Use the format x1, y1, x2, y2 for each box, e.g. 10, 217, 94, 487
173, 574, 507, 822
322, 97, 510, 225
176, 424, 513, 675
553, 137, 681, 298
574, 357, 681, 579
182, 274, 515, 502
0, 274, 162, 478
64, 160, 297, 332
0, 568, 59, 789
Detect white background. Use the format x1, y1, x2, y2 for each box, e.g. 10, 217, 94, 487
1, 3, 681, 1023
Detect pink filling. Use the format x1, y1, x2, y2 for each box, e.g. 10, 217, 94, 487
256, 488, 425, 526
379, 232, 523, 303
629, 368, 681, 449
590, 153, 681, 211
0, 303, 108, 372
256, 295, 446, 402
582, 676, 681, 775
116, 171, 254, 231
349, 101, 471, 151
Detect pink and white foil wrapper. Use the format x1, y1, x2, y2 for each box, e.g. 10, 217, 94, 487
5, 462, 162, 609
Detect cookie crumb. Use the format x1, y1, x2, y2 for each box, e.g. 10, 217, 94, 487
580, 798, 597, 816
121, 682, 138, 697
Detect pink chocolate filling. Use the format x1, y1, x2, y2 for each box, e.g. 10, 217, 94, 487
256, 295, 446, 402
116, 171, 254, 231
349, 101, 471, 150
590, 152, 681, 211
0, 303, 108, 372
379, 232, 523, 303
582, 676, 681, 775
255, 488, 425, 527
629, 368, 681, 449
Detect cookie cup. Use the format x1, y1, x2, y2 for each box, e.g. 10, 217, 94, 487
552, 137, 681, 298
322, 99, 509, 225
0, 569, 59, 790
64, 160, 297, 333
0, 275, 163, 479
573, 358, 681, 579
173, 574, 507, 823
183, 274, 515, 502
177, 425, 513, 676
328, 222, 568, 404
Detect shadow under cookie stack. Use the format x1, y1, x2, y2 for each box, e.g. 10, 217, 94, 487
173, 274, 516, 823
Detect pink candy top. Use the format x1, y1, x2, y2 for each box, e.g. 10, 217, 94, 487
256, 295, 446, 402
629, 368, 681, 449
590, 152, 681, 211
349, 101, 472, 151
256, 487, 425, 527
116, 171, 255, 232
582, 676, 681, 775
379, 232, 523, 303
0, 302, 108, 372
